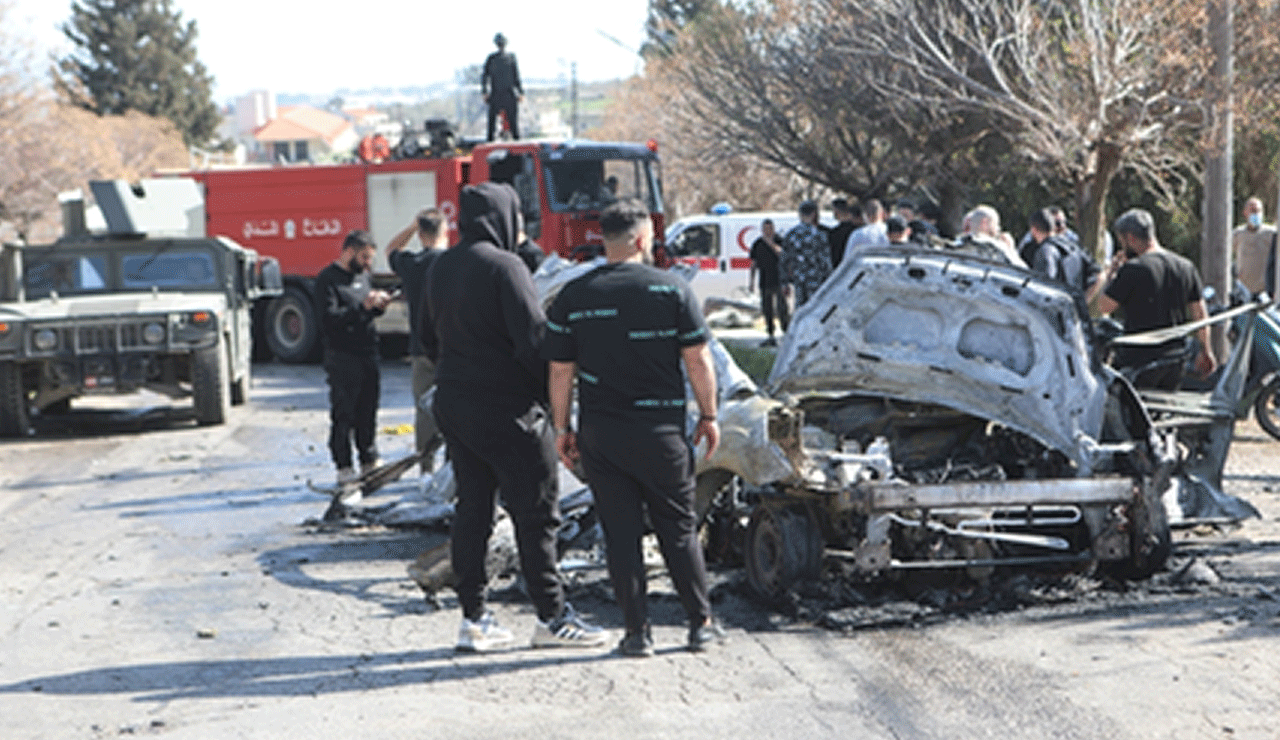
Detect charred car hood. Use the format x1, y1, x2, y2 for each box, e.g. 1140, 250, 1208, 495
768, 248, 1106, 471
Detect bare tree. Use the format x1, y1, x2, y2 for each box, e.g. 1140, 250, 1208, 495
819, 0, 1224, 257
590, 67, 813, 218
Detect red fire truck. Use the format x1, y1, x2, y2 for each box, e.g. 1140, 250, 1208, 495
175, 138, 664, 362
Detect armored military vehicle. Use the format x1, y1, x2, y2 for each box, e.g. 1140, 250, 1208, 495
0, 179, 283, 436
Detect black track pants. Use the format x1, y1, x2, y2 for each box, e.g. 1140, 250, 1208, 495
324, 351, 379, 469
433, 387, 562, 622
487, 96, 520, 140
578, 417, 711, 635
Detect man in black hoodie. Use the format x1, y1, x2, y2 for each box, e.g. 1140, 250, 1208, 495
423, 182, 605, 652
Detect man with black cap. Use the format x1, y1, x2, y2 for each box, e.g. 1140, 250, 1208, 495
780, 199, 833, 308
885, 215, 911, 244
424, 181, 604, 651
482, 33, 523, 141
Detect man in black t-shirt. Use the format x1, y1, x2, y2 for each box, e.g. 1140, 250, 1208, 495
749, 218, 789, 345
544, 198, 725, 657
1096, 208, 1216, 390
387, 208, 448, 474
316, 230, 392, 495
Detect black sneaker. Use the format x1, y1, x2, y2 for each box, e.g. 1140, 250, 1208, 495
688, 621, 727, 652
617, 629, 654, 658
760, 337, 777, 347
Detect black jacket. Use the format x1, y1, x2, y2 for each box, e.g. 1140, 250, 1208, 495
423, 182, 547, 403
316, 262, 382, 355
482, 51, 523, 99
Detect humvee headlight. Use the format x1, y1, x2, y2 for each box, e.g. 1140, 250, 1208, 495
33, 328, 58, 351
142, 322, 165, 345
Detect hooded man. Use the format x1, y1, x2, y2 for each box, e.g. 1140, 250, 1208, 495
423, 182, 604, 652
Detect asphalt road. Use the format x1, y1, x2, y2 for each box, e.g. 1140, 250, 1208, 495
1, 361, 1277, 739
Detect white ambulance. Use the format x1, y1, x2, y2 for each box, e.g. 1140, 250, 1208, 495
662, 206, 832, 309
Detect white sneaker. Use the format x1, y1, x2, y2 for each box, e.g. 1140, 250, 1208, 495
531, 603, 608, 648
334, 467, 362, 504
456, 611, 515, 653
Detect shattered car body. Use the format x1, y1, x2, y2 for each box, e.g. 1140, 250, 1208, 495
697, 247, 1183, 597
380, 250, 1255, 602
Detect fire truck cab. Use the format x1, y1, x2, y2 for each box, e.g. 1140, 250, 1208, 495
179, 138, 663, 362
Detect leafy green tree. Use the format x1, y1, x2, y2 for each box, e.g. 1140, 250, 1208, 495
55, 0, 219, 147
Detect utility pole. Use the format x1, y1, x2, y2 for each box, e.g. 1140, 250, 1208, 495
1203, 0, 1233, 360
571, 61, 579, 138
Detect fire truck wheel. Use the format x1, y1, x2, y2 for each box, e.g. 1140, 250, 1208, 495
0, 361, 30, 437
266, 286, 321, 363
193, 340, 230, 426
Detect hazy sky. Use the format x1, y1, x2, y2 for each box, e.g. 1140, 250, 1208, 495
11, 0, 651, 100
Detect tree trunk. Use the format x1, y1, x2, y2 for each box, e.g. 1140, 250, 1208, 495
1203, 0, 1234, 360
1075, 143, 1123, 264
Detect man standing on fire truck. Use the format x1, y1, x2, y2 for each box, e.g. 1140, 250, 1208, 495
316, 230, 392, 497
482, 33, 523, 141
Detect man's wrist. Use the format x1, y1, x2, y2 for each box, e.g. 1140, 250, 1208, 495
554, 425, 571, 435
698, 415, 718, 423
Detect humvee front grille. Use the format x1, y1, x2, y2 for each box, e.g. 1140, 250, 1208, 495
120, 324, 140, 348
73, 324, 149, 352
78, 326, 114, 352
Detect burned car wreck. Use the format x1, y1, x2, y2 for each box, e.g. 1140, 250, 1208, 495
697, 246, 1194, 599
363, 248, 1259, 603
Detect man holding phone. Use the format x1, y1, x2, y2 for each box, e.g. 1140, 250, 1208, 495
316, 230, 392, 496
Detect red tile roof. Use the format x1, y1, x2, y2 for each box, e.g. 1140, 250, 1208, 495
255, 106, 352, 144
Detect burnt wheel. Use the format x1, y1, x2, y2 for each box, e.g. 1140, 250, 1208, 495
1254, 375, 1280, 442
1103, 478, 1172, 581
743, 503, 824, 600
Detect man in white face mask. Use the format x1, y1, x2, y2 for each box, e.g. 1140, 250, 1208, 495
1231, 196, 1277, 297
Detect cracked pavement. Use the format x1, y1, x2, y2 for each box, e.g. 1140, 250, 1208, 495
1, 361, 1277, 739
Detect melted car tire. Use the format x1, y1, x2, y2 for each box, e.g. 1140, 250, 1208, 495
265, 286, 321, 363
0, 362, 29, 437
1104, 478, 1172, 581
744, 502, 824, 600
193, 341, 230, 426
1253, 375, 1280, 442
